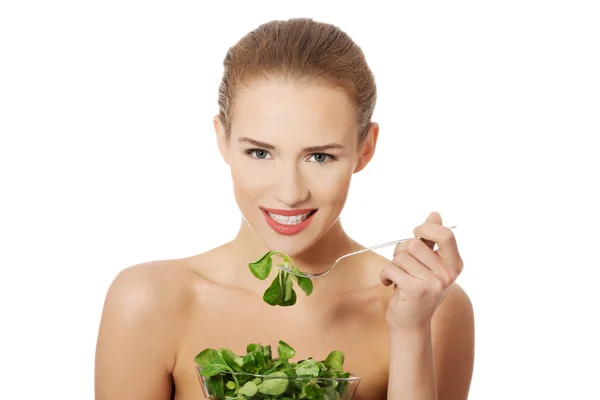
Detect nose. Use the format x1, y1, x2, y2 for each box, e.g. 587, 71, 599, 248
272, 161, 310, 207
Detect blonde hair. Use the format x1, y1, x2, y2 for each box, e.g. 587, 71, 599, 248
217, 18, 377, 143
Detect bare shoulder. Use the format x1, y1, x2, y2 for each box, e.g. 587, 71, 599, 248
100, 260, 197, 330
431, 283, 475, 399
95, 259, 196, 400
105, 260, 193, 310
434, 283, 474, 324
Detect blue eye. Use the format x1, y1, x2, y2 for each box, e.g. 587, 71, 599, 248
245, 149, 271, 159
307, 153, 335, 164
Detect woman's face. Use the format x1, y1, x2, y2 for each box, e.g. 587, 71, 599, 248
215, 77, 378, 256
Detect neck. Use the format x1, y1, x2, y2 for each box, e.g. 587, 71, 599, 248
230, 217, 359, 275
222, 217, 381, 298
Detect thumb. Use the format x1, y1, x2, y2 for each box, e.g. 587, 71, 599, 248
426, 211, 442, 225
418, 211, 442, 250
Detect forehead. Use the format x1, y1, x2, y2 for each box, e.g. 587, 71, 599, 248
230, 77, 358, 144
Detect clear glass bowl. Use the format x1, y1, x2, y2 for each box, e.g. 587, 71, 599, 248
196, 367, 361, 399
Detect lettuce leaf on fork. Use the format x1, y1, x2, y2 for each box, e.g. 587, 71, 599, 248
248, 250, 313, 307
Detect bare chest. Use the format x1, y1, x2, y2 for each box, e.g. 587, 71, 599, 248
172, 288, 392, 399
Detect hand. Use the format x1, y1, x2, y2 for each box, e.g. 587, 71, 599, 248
380, 211, 463, 331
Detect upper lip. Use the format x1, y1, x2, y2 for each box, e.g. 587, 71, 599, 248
261, 207, 317, 216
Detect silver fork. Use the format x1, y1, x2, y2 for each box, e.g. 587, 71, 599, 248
278, 225, 457, 279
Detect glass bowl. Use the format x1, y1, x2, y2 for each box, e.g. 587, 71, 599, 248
196, 367, 361, 399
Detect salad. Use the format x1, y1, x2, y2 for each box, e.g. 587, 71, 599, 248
195, 340, 355, 399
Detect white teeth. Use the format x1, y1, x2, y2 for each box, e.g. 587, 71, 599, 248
268, 212, 312, 225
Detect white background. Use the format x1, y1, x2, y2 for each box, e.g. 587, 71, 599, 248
1, 1, 599, 399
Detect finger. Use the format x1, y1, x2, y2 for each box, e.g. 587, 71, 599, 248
402, 237, 448, 277
380, 262, 416, 287
393, 237, 409, 258
422, 211, 442, 249
394, 237, 455, 285
393, 233, 434, 257
413, 222, 461, 261
380, 264, 428, 298
391, 250, 437, 281
394, 238, 435, 268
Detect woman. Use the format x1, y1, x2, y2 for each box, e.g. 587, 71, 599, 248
95, 18, 474, 400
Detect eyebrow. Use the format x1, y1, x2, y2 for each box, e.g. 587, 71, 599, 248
237, 137, 345, 152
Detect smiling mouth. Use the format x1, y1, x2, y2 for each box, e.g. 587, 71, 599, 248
264, 209, 317, 225
260, 208, 318, 235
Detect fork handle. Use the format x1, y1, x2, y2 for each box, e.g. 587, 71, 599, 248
338, 226, 457, 261
337, 239, 408, 261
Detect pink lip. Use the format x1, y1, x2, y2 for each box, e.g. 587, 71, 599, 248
261, 208, 318, 236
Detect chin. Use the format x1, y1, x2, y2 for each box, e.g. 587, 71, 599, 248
264, 237, 315, 258
247, 226, 314, 256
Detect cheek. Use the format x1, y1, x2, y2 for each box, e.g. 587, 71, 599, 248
230, 157, 270, 201
309, 165, 354, 204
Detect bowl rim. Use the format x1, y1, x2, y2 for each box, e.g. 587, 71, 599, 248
196, 366, 361, 382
